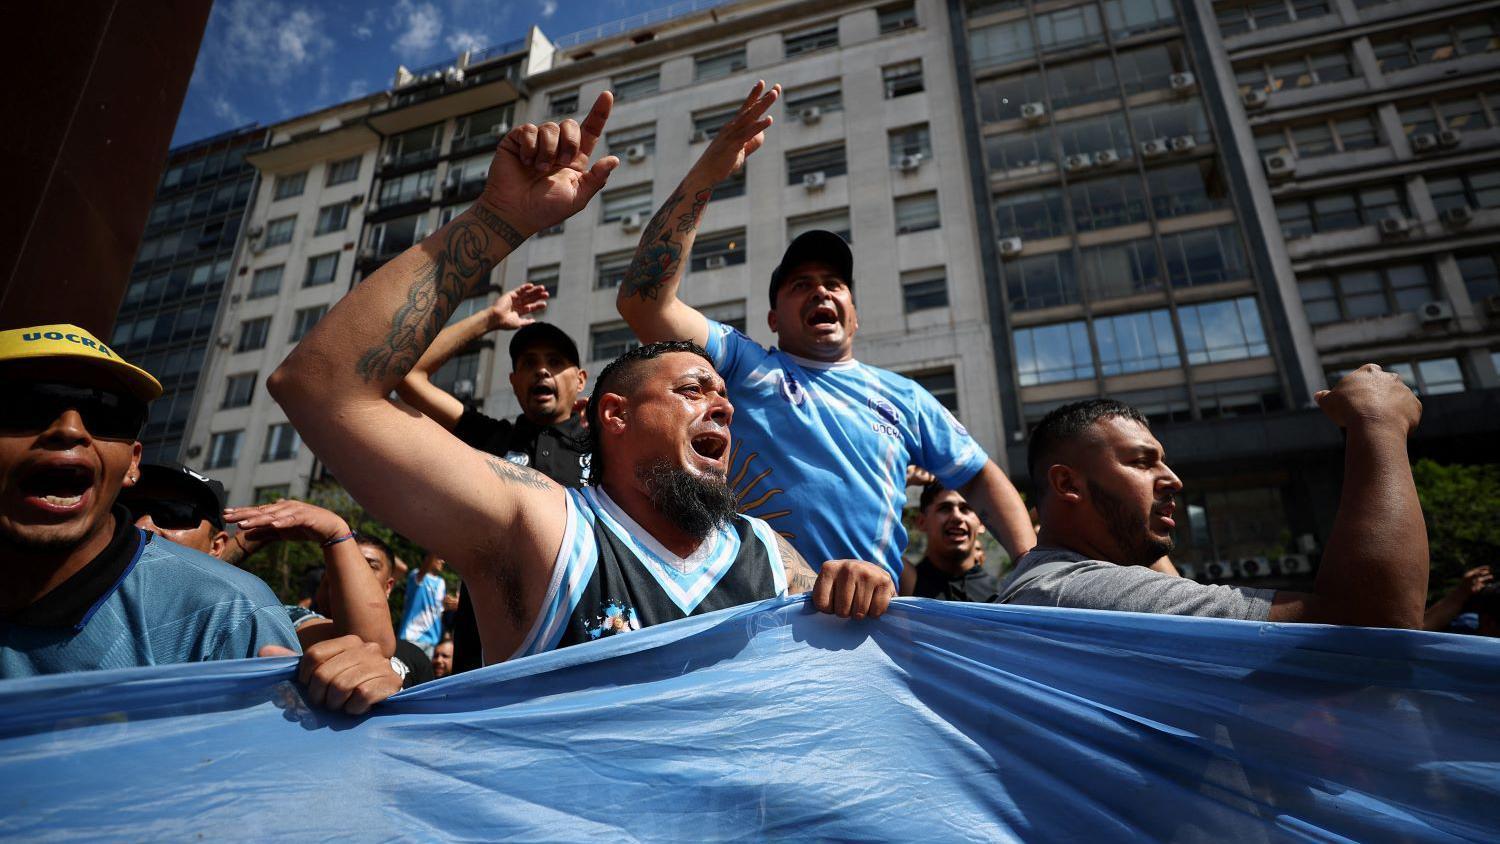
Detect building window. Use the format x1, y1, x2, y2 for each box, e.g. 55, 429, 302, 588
1275, 184, 1408, 239
895, 192, 941, 234
690, 230, 746, 272
601, 185, 653, 224
786, 143, 848, 184
325, 156, 361, 186
1236, 49, 1355, 96
590, 321, 640, 361
249, 265, 283, 299
1456, 252, 1500, 302
1047, 56, 1118, 110
1081, 237, 1162, 300
387, 124, 441, 167
378, 168, 436, 206
701, 301, 748, 332
1129, 100, 1211, 145
238, 317, 271, 352
911, 369, 959, 414
262, 423, 301, 462
1332, 359, 1467, 395
222, 373, 256, 409
314, 203, 349, 235
290, 305, 328, 341
785, 80, 843, 118
254, 484, 290, 504
1095, 308, 1180, 375
274, 172, 306, 200
1215, 0, 1328, 36
1104, 0, 1177, 39
691, 104, 739, 141
596, 252, 634, 289
878, 2, 918, 34
370, 213, 429, 257
446, 292, 490, 328
1116, 42, 1191, 96
902, 268, 949, 312
613, 69, 660, 103
1036, 4, 1103, 53
1015, 320, 1094, 385
1372, 17, 1500, 73
1161, 225, 1248, 288
1298, 263, 1437, 325
1256, 113, 1382, 160
784, 23, 839, 58
529, 263, 560, 297
206, 430, 243, 469
984, 127, 1054, 177
695, 46, 746, 81
452, 104, 514, 156
606, 123, 657, 159
1147, 162, 1229, 220
995, 187, 1069, 239
1006, 251, 1079, 310
431, 349, 481, 397
977, 71, 1044, 123
549, 89, 579, 117
304, 252, 338, 287
888, 124, 932, 166
1058, 112, 1134, 160
787, 209, 851, 243
264, 216, 296, 246
970, 19, 1034, 69
712, 169, 747, 201
1402, 95, 1499, 137
445, 155, 490, 197
1177, 298, 1268, 364
883, 61, 924, 99
1427, 168, 1500, 213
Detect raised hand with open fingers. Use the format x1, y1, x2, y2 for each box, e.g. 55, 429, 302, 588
481, 92, 620, 236
688, 80, 781, 184
490, 282, 550, 330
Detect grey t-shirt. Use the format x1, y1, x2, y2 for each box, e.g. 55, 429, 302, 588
997, 546, 1274, 621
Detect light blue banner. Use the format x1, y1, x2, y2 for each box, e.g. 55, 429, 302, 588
2, 597, 1497, 841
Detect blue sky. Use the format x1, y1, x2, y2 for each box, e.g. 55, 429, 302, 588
174, 0, 662, 146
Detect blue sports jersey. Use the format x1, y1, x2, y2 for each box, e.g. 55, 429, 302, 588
401, 572, 446, 650
704, 320, 988, 581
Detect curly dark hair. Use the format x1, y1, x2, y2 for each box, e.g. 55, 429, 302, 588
1027, 399, 1149, 501
582, 340, 717, 486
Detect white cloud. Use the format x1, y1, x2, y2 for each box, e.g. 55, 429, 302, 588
345, 78, 369, 100
446, 30, 486, 53
209, 93, 247, 124
214, 0, 334, 85
353, 8, 378, 40
390, 0, 444, 58
540, 0, 557, 18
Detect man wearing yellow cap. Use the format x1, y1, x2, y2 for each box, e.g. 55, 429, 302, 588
0, 324, 302, 677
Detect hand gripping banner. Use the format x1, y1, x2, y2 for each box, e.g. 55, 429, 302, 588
2, 597, 1497, 841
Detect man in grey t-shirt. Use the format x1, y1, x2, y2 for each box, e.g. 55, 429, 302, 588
999, 365, 1431, 628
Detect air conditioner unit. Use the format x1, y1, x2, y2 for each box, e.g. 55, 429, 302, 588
349, 194, 364, 206
1418, 300, 1454, 324
998, 237, 1023, 257
800, 106, 822, 124
1020, 102, 1047, 122
1378, 217, 1411, 239
1176, 562, 1197, 580
1277, 554, 1312, 575
380, 154, 396, 167
185, 444, 202, 459
453, 378, 475, 398
366, 201, 380, 215
1242, 89, 1268, 109
1441, 206, 1474, 227
216, 332, 233, 348
230, 293, 242, 304
250, 242, 265, 255
1170, 135, 1197, 153
1411, 133, 1439, 154
691, 128, 709, 143
1438, 128, 1462, 149
1094, 149, 1121, 166
896, 154, 922, 172
539, 223, 565, 236
1169, 72, 1196, 93
1235, 556, 1270, 579
1264, 154, 1296, 179
625, 144, 648, 163
704, 255, 729, 270
247, 225, 264, 239
490, 123, 510, 138
442, 177, 459, 195
1203, 561, 1231, 581
1063, 153, 1094, 172
357, 247, 377, 260
803, 171, 827, 190
444, 66, 465, 86
1141, 138, 1170, 158
620, 213, 643, 232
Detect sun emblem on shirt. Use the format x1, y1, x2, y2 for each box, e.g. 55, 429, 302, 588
726, 442, 795, 539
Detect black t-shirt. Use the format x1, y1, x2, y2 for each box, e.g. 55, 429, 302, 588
393, 639, 434, 688
911, 557, 1002, 603
450, 408, 590, 673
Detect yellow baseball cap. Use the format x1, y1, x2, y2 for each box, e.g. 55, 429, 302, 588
0, 324, 162, 402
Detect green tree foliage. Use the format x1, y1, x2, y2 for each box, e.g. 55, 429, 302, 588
1412, 459, 1500, 599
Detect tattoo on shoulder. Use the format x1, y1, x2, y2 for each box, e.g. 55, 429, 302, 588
471, 203, 526, 250
776, 534, 818, 594
485, 456, 553, 491
619, 191, 685, 302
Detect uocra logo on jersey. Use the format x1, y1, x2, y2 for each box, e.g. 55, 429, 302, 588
779, 370, 806, 405
867, 395, 902, 439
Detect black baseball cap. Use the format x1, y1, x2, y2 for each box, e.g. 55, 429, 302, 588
768, 230, 854, 306
509, 323, 580, 368
122, 463, 228, 530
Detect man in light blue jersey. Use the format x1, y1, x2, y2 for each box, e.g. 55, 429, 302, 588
400, 552, 447, 657
616, 82, 1036, 582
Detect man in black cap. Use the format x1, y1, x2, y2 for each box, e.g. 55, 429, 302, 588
120, 463, 230, 557
398, 283, 591, 671
615, 81, 1036, 586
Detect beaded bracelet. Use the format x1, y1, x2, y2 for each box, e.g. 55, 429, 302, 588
321, 532, 355, 548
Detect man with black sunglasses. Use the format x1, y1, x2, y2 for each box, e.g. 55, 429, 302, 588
121, 463, 231, 558
0, 324, 300, 677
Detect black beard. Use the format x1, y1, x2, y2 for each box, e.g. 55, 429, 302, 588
1087, 479, 1173, 566
637, 460, 739, 540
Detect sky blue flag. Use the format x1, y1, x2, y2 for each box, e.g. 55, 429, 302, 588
3, 597, 1497, 841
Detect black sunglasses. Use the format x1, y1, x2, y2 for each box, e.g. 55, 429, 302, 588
130, 498, 211, 531
1, 382, 147, 441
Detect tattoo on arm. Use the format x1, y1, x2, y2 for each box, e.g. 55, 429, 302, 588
472, 203, 526, 250
619, 187, 712, 303
675, 189, 710, 233
776, 534, 818, 594
484, 456, 553, 491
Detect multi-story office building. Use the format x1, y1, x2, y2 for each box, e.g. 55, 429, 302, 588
950, 0, 1500, 576
112, 125, 266, 464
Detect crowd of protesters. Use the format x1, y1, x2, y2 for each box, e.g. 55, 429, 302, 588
1, 81, 1489, 714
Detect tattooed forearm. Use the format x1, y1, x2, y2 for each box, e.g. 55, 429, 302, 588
675, 189, 711, 233
776, 534, 819, 594
472, 203, 527, 249
619, 191, 685, 302
354, 215, 496, 383
485, 456, 553, 491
